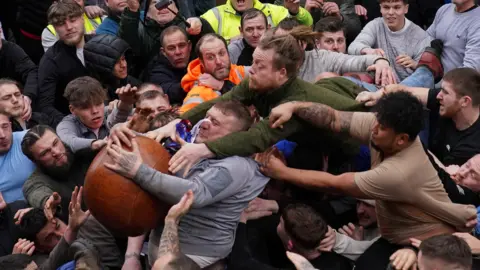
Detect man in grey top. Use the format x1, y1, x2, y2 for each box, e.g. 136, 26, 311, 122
348, 0, 432, 83
105, 100, 270, 268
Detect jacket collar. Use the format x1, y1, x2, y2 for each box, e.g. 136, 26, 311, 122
224, 0, 265, 14
259, 76, 297, 105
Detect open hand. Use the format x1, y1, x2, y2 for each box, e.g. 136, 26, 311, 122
22, 96, 32, 121
198, 73, 224, 90
259, 147, 288, 180
146, 119, 181, 142
14, 207, 33, 225
355, 5, 368, 19
67, 186, 90, 232
305, 0, 322, 12
44, 192, 61, 224
284, 0, 300, 15
105, 138, 143, 179
84, 5, 106, 19
323, 2, 340, 17
168, 136, 214, 176
186, 17, 202, 35
108, 122, 137, 148
269, 101, 299, 129
166, 190, 194, 222
338, 222, 364, 241
12, 239, 35, 256
390, 248, 417, 270
116, 84, 138, 105
367, 60, 397, 86
396, 55, 418, 70
319, 226, 336, 251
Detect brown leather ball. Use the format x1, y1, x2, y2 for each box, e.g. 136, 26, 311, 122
84, 136, 171, 237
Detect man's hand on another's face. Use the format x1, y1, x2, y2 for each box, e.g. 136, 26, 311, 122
22, 96, 32, 121
198, 74, 224, 91
104, 138, 144, 179
168, 136, 214, 177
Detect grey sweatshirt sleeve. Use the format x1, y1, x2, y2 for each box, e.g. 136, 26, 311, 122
333, 232, 379, 261
106, 106, 132, 129
133, 163, 240, 208
41, 27, 59, 52
463, 24, 480, 71
56, 116, 94, 153
322, 51, 380, 74
23, 170, 54, 209
348, 19, 378, 55
228, 40, 245, 65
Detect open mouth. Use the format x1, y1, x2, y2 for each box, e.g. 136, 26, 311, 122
237, 0, 246, 5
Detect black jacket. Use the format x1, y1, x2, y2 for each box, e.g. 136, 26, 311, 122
83, 34, 140, 100
36, 40, 88, 127
144, 54, 187, 104
11, 112, 56, 132
0, 39, 38, 104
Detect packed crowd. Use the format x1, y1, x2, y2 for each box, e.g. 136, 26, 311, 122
1, 0, 480, 269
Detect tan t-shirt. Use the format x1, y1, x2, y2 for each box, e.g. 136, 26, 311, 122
350, 112, 476, 244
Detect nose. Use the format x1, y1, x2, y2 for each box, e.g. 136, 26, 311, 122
120, 59, 127, 68
200, 120, 211, 130
174, 47, 182, 55
215, 56, 222, 65
0, 129, 5, 139
65, 21, 73, 30
333, 42, 339, 50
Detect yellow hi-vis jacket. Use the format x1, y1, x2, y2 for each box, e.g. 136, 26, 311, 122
47, 13, 102, 36
201, 0, 313, 43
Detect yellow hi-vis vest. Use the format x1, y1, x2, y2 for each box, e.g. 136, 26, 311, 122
47, 13, 102, 36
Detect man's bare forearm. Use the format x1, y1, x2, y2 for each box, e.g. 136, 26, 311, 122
158, 220, 180, 256
294, 102, 353, 133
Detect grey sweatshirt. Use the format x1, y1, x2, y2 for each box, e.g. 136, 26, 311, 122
299, 49, 380, 83
133, 156, 269, 259
348, 18, 432, 81
427, 4, 480, 73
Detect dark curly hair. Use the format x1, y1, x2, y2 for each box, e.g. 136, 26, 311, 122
18, 208, 48, 241
372, 91, 424, 141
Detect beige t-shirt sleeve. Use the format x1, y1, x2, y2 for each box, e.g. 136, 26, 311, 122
354, 161, 414, 203
349, 112, 376, 144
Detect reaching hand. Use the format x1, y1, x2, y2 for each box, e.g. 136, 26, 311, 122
186, 17, 202, 35
286, 252, 317, 270
108, 122, 137, 148
108, 99, 120, 114
22, 96, 32, 121
44, 192, 61, 223
168, 137, 214, 176
269, 102, 299, 129
453, 233, 480, 255
166, 190, 194, 222
67, 186, 90, 232
146, 119, 181, 142
128, 107, 155, 133
396, 55, 418, 70
284, 0, 300, 14
116, 84, 138, 106
355, 91, 384, 107
355, 5, 368, 19
14, 207, 33, 225
362, 48, 386, 57
246, 198, 279, 214
338, 222, 364, 241
390, 248, 417, 270
319, 226, 336, 251
84, 5, 106, 18
259, 147, 288, 180
12, 239, 35, 256
198, 74, 224, 90
92, 137, 108, 151
105, 138, 143, 179
367, 60, 397, 86
322, 2, 340, 17
305, 0, 322, 12
126, 0, 140, 12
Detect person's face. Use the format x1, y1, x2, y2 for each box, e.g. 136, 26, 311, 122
113, 55, 128, 79
200, 39, 231, 80
105, 0, 128, 13
455, 155, 480, 192
137, 96, 171, 118
276, 217, 292, 251
316, 31, 346, 53
194, 107, 241, 143
0, 84, 25, 118
370, 120, 408, 154
231, 0, 254, 12
70, 103, 105, 130
161, 31, 191, 69
436, 81, 466, 118
54, 15, 85, 46
357, 201, 377, 228
35, 218, 67, 253
0, 115, 13, 155
241, 16, 267, 48
30, 130, 70, 170
380, 1, 408, 31
249, 47, 286, 93
148, 0, 178, 25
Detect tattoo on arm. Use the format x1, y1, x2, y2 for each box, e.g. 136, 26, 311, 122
158, 220, 180, 255
296, 104, 353, 133
119, 153, 138, 172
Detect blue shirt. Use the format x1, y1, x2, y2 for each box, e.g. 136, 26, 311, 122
0, 131, 36, 203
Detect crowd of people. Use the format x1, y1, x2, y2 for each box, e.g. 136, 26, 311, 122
1, 0, 480, 269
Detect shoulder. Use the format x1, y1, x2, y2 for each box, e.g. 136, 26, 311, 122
12, 130, 29, 141
228, 39, 245, 51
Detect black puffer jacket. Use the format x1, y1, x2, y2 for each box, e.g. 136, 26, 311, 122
84, 34, 140, 100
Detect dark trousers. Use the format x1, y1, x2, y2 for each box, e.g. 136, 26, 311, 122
355, 237, 403, 270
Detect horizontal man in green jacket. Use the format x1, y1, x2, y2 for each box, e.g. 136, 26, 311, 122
111, 33, 368, 174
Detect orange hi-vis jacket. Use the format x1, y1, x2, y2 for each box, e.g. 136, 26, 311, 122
179, 58, 246, 114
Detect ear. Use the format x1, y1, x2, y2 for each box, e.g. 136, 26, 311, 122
279, 67, 288, 78
405, 4, 409, 13
397, 133, 410, 147
160, 47, 166, 57
461, 96, 472, 108
69, 105, 76, 115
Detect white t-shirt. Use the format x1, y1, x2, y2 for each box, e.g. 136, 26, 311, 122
77, 47, 85, 66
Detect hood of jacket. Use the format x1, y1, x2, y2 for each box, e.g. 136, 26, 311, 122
84, 34, 130, 82
181, 58, 203, 92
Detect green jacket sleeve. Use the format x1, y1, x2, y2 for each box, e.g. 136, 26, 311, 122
22, 169, 54, 209
180, 79, 253, 125
294, 7, 313, 26
118, 9, 143, 57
